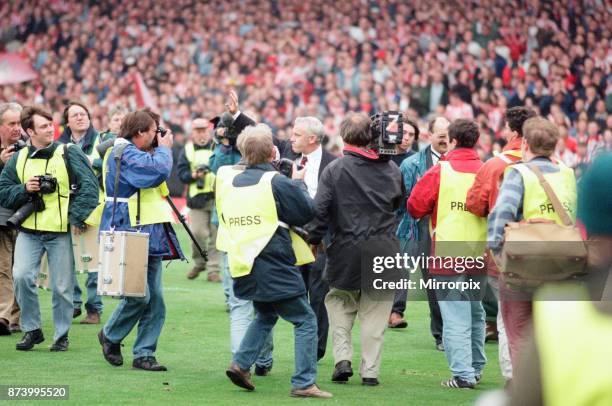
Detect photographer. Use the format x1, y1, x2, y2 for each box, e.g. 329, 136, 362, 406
97, 110, 183, 372
307, 112, 404, 386
177, 118, 220, 281
0, 102, 25, 336
219, 124, 331, 398
59, 101, 104, 324
0, 106, 99, 352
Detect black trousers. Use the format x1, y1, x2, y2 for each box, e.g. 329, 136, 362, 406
300, 250, 329, 360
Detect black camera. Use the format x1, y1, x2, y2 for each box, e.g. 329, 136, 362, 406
7, 195, 46, 228
36, 175, 57, 194
11, 139, 27, 153
195, 164, 210, 189
370, 111, 403, 155
272, 158, 302, 178
151, 126, 168, 148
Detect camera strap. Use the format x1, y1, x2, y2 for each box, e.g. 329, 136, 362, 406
110, 143, 129, 229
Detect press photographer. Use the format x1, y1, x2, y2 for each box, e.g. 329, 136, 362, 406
177, 118, 220, 281
0, 105, 99, 352
217, 123, 331, 398
0, 102, 26, 336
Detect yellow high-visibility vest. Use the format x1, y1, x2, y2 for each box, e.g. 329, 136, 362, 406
86, 141, 175, 227
535, 285, 612, 406
510, 162, 577, 225
184, 142, 215, 197
434, 161, 486, 258
215, 166, 314, 277
15, 145, 70, 232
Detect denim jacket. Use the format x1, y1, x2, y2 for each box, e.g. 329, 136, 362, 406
396, 145, 432, 241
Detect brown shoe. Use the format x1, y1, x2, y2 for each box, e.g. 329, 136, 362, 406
207, 272, 221, 282
187, 267, 204, 280
388, 312, 407, 329
291, 384, 333, 399
80, 312, 101, 324
226, 362, 255, 391
485, 321, 498, 342
9, 324, 21, 333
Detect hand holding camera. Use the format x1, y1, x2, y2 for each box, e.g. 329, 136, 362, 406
0, 140, 26, 164
156, 126, 174, 149
25, 177, 41, 193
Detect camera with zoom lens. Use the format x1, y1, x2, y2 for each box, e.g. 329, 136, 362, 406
6, 175, 57, 228
195, 164, 210, 189
370, 111, 404, 155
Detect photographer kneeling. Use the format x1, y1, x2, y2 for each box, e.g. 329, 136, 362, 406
0, 106, 99, 351
218, 124, 331, 398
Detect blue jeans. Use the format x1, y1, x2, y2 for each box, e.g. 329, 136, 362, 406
73, 271, 103, 313
436, 275, 487, 384
235, 295, 317, 389
103, 256, 165, 359
13, 231, 74, 341
222, 253, 273, 368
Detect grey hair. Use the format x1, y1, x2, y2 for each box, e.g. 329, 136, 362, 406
0, 102, 23, 124
108, 105, 128, 119
294, 116, 325, 143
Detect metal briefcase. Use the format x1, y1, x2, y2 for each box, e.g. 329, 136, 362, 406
72, 226, 100, 273
97, 231, 149, 297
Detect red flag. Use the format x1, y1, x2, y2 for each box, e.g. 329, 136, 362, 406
131, 71, 158, 110
0, 53, 38, 85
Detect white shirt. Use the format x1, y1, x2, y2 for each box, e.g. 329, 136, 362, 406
431, 148, 442, 166
299, 145, 322, 198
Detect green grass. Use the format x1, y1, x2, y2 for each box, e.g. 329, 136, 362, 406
0, 230, 504, 405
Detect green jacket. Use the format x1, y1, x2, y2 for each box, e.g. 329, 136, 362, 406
0, 141, 99, 230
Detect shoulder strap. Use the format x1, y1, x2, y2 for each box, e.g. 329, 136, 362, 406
525, 163, 573, 226
110, 143, 130, 229
62, 144, 77, 193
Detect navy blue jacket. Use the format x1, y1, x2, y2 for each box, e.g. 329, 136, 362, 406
230, 163, 316, 302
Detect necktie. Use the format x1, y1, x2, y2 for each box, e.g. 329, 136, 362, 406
299, 155, 308, 167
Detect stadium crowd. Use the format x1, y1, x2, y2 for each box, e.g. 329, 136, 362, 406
0, 0, 610, 167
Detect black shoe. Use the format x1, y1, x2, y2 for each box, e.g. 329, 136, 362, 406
331, 360, 353, 383
73, 307, 82, 319
362, 378, 379, 386
436, 342, 445, 352
0, 319, 10, 336
50, 335, 69, 351
98, 330, 123, 366
441, 376, 475, 389
133, 356, 167, 371
16, 329, 44, 351
254, 364, 272, 376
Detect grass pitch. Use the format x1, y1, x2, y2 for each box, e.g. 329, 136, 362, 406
1, 230, 504, 405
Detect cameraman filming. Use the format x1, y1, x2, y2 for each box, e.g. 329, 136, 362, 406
307, 112, 404, 386
0, 106, 99, 352
0, 102, 25, 335
177, 118, 220, 281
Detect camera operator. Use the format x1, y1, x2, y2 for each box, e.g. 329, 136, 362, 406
176, 118, 220, 281
0, 102, 25, 336
306, 112, 404, 386
0, 106, 99, 352
98, 110, 184, 372
218, 124, 331, 398
59, 101, 104, 324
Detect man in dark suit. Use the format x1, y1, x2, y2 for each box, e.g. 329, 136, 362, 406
289, 116, 336, 361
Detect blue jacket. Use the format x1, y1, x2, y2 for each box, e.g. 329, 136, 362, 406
396, 145, 433, 241
230, 163, 316, 302
209, 144, 242, 174
99, 140, 184, 259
